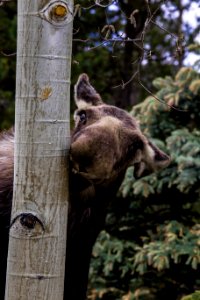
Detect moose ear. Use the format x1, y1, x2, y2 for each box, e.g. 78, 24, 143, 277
133, 138, 171, 178
74, 73, 103, 109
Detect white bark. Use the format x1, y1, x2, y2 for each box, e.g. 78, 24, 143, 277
5, 1, 73, 299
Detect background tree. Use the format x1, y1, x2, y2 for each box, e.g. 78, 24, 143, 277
72, 0, 200, 107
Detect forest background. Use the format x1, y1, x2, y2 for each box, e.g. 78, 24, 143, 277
0, 0, 199, 299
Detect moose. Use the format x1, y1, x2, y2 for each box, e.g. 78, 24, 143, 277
0, 74, 170, 299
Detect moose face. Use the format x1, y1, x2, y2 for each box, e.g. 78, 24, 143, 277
70, 74, 170, 186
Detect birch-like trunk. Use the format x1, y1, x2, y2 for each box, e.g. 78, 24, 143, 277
5, 1, 73, 299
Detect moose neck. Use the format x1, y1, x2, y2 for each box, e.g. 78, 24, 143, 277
64, 169, 126, 300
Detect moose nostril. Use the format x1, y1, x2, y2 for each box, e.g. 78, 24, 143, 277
155, 151, 170, 162
78, 163, 88, 173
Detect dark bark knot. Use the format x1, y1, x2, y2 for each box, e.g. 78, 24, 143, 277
11, 213, 45, 231
39, 0, 73, 26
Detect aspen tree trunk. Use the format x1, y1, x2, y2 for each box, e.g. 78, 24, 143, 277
5, 0, 73, 299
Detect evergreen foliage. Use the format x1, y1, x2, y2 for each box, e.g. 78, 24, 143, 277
181, 291, 200, 300
88, 67, 200, 300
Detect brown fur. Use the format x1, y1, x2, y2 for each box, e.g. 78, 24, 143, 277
0, 129, 14, 214
0, 74, 170, 300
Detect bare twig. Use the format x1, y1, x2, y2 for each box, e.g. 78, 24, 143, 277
113, 70, 139, 89
151, 20, 177, 39
0, 51, 16, 57
0, 0, 15, 5
95, 0, 114, 8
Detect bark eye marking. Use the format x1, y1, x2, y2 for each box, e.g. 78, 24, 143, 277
39, 0, 73, 26
53, 4, 68, 17
10, 213, 45, 231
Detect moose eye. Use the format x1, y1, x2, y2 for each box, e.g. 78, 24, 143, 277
79, 111, 87, 123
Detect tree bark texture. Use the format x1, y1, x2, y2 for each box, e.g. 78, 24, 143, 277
5, 0, 73, 299
116, 0, 148, 108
